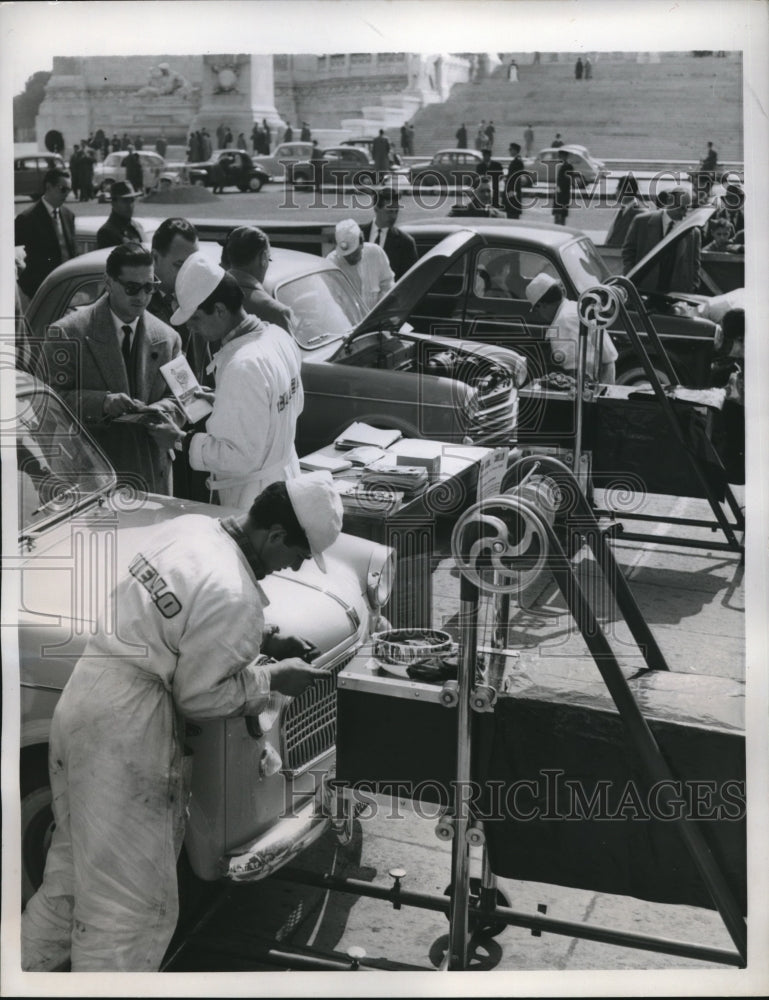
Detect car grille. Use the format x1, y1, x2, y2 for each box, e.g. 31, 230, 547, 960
470, 380, 518, 442
280, 652, 355, 776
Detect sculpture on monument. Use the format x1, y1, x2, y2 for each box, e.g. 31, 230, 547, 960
136, 62, 196, 100
209, 57, 248, 95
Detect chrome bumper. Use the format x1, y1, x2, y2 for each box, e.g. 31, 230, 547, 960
223, 796, 330, 883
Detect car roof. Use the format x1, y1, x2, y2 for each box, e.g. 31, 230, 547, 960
435, 148, 482, 156
401, 218, 587, 249
45, 241, 337, 288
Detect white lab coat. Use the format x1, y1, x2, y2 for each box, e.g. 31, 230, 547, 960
327, 243, 395, 313
546, 298, 618, 379
22, 515, 273, 971
189, 315, 304, 509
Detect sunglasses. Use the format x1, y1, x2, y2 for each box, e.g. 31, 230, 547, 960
113, 277, 162, 296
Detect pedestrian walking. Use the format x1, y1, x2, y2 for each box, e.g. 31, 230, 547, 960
575, 57, 584, 80
524, 124, 535, 156
456, 122, 468, 149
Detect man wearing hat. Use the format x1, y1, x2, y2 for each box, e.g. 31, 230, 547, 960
222, 226, 296, 334
96, 180, 146, 248
360, 188, 418, 280
172, 252, 304, 509
22, 475, 343, 971
326, 218, 394, 312
504, 141, 526, 219
525, 272, 617, 383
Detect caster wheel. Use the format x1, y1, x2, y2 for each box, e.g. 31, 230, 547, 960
443, 877, 511, 938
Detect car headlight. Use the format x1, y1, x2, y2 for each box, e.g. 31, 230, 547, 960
367, 549, 396, 609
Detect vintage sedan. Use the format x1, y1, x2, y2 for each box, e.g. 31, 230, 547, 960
408, 149, 537, 192
13, 153, 66, 199
25, 238, 525, 456
15, 370, 395, 904
288, 145, 383, 189
524, 145, 608, 187
251, 140, 315, 181
188, 149, 271, 192
93, 149, 176, 197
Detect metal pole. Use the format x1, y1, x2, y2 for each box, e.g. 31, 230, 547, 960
447, 574, 479, 970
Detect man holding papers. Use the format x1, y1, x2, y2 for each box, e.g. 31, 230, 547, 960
171, 253, 304, 509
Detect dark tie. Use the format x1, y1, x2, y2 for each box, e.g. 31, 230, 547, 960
121, 324, 134, 393
52, 208, 71, 262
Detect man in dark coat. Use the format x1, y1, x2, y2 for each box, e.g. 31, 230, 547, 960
503, 142, 526, 219
223, 225, 297, 333
552, 149, 574, 225
39, 243, 183, 495
456, 123, 468, 148
96, 182, 146, 248
372, 130, 391, 180
360, 188, 418, 280
14, 167, 76, 299
123, 146, 143, 191
621, 186, 701, 293
69, 145, 83, 200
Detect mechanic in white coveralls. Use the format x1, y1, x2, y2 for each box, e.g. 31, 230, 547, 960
22, 474, 343, 971
172, 252, 304, 509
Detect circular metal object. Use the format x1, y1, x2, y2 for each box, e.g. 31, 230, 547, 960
372, 628, 455, 674
451, 497, 552, 595
577, 283, 625, 329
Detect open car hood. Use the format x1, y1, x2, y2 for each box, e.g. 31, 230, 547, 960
349, 230, 485, 339
626, 205, 715, 287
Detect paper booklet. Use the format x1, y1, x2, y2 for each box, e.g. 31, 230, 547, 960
334, 421, 403, 451
159, 355, 213, 424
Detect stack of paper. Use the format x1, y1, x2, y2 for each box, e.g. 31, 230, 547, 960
334, 422, 403, 451
360, 458, 429, 495
333, 479, 404, 516
299, 452, 353, 473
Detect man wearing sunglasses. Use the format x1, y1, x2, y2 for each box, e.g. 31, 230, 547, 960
41, 243, 184, 495
14, 167, 77, 300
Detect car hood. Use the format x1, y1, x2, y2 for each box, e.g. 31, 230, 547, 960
626, 205, 715, 286
350, 229, 485, 338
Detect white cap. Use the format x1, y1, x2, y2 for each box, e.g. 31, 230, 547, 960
334, 219, 362, 257
525, 272, 560, 306
171, 252, 226, 325
285, 471, 343, 573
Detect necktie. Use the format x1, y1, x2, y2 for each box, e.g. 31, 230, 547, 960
121, 324, 134, 393
52, 208, 71, 262
378, 227, 387, 247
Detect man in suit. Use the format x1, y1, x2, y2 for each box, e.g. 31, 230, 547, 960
621, 186, 701, 293
40, 243, 183, 495
14, 167, 77, 299
360, 188, 418, 280
96, 181, 146, 248
503, 142, 526, 219
222, 225, 296, 333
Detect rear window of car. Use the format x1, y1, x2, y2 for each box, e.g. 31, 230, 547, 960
275, 270, 367, 349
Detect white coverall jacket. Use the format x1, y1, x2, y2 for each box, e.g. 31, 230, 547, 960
22, 514, 273, 971
546, 298, 618, 380
189, 314, 304, 509
327, 243, 395, 313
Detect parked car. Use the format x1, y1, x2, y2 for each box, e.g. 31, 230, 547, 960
93, 150, 175, 197
13, 154, 66, 199
252, 141, 315, 181
187, 149, 270, 192
15, 369, 395, 903
341, 137, 403, 167
25, 238, 526, 456
524, 145, 608, 187
398, 213, 720, 387
288, 145, 401, 190
408, 149, 536, 192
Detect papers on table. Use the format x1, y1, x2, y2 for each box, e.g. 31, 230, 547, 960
332, 479, 404, 516
299, 453, 353, 473
360, 457, 429, 494
334, 421, 403, 451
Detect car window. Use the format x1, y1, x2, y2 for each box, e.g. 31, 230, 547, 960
21, 157, 39, 170
561, 237, 611, 293
64, 280, 106, 314
17, 386, 114, 534
473, 249, 531, 300
437, 153, 452, 165
275, 270, 367, 349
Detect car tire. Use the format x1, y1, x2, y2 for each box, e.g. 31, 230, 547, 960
20, 747, 54, 907
192, 177, 205, 187
292, 171, 311, 188
615, 363, 674, 387
247, 175, 264, 192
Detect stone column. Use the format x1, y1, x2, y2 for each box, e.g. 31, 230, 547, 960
191, 54, 284, 141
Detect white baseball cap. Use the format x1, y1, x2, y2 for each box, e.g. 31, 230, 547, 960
171, 252, 226, 325
334, 219, 362, 257
286, 471, 343, 572
525, 272, 560, 306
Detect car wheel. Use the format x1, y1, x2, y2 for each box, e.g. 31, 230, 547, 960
21, 748, 54, 906
192, 177, 205, 187
615, 363, 673, 387
292, 171, 311, 187
159, 178, 173, 190
248, 175, 264, 192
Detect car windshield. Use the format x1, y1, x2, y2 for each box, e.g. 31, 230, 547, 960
275, 270, 367, 349
561, 237, 611, 293
16, 384, 115, 534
